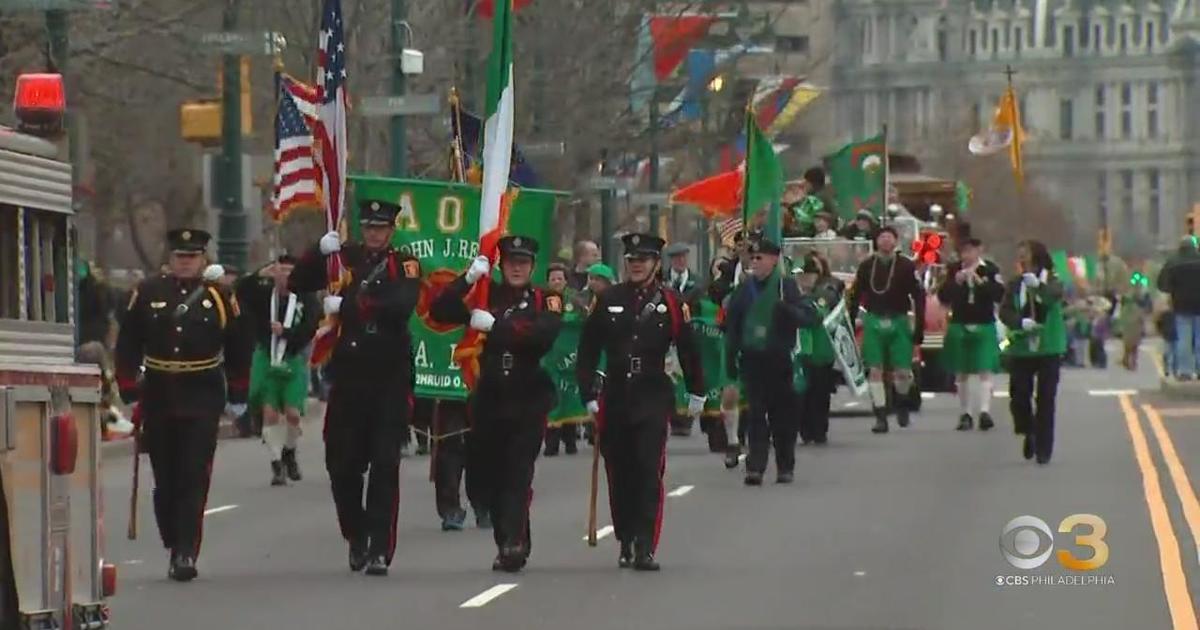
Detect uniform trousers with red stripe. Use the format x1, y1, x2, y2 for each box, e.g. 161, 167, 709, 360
467, 392, 546, 556
599, 380, 672, 553
324, 379, 409, 563
142, 413, 220, 558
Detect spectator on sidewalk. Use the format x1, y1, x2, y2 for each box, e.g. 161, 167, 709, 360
1157, 236, 1200, 380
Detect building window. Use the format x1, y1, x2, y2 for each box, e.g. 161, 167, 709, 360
1121, 169, 1134, 233
1121, 82, 1132, 139
1081, 18, 1090, 47
992, 27, 1000, 57
1120, 24, 1128, 51
1015, 27, 1023, 53
863, 19, 872, 55
1096, 84, 1106, 106
937, 18, 949, 61
1094, 25, 1102, 52
1149, 169, 1161, 237
1120, 82, 1131, 106
777, 35, 809, 54
1064, 25, 1075, 56
1060, 99, 1074, 139
1147, 22, 1156, 50
1098, 172, 1108, 226
969, 29, 977, 55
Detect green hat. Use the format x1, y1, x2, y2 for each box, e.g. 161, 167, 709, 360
587, 263, 616, 283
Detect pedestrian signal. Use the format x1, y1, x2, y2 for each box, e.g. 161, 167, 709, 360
1130, 271, 1148, 287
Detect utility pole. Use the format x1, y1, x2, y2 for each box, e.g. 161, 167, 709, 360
218, 0, 246, 271
390, 0, 408, 177
599, 149, 615, 268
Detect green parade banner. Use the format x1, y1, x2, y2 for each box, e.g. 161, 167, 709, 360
348, 176, 563, 400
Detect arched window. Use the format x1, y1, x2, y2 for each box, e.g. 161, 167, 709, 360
1146, 21, 1156, 51
937, 15, 950, 61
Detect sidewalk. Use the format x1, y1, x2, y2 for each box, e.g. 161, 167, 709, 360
100, 398, 326, 461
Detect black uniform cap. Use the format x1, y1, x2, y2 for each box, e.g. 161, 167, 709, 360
498, 235, 539, 259
747, 235, 781, 256
359, 199, 400, 226
167, 228, 211, 254
622, 233, 666, 258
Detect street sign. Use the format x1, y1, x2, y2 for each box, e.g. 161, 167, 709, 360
588, 176, 617, 190
630, 192, 670, 206
198, 31, 286, 56
1, 0, 112, 9
359, 94, 441, 117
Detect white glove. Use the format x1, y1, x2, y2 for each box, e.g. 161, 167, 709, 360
202, 264, 225, 282
465, 255, 490, 285
469, 309, 495, 332
319, 231, 341, 255
687, 394, 706, 419
1021, 318, 1038, 331
323, 295, 343, 315
1022, 272, 1040, 288
225, 403, 247, 417
586, 400, 601, 418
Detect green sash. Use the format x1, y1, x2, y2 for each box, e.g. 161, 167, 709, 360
742, 268, 781, 353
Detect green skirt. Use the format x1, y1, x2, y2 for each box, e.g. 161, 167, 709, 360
941, 322, 1001, 374
249, 346, 310, 413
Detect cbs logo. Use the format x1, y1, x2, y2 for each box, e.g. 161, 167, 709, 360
999, 514, 1109, 571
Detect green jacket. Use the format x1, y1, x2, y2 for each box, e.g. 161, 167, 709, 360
999, 275, 1067, 357
799, 277, 841, 366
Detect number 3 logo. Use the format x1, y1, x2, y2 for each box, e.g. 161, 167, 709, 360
1057, 514, 1109, 571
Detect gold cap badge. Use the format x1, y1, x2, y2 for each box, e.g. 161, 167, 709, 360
181, 230, 191, 241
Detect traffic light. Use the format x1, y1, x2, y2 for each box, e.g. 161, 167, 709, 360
910, 231, 944, 265
1130, 271, 1148, 287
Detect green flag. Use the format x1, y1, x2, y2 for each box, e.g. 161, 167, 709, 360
825, 133, 887, 222
742, 110, 784, 243
1051, 249, 1073, 290
955, 180, 972, 214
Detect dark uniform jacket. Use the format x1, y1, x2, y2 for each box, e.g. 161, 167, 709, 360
936, 260, 1004, 324
576, 281, 703, 417
723, 273, 819, 378
115, 274, 251, 420
431, 277, 563, 416
289, 242, 422, 384
235, 273, 321, 358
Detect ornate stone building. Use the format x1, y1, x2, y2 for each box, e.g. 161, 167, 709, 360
830, 0, 1200, 252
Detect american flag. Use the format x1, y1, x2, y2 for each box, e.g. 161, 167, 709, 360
271, 76, 321, 221
282, 74, 319, 126
315, 0, 348, 266
717, 216, 744, 247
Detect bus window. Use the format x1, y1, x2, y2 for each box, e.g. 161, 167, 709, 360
0, 206, 17, 320
19, 209, 69, 324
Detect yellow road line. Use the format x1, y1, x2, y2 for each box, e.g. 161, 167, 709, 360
1157, 408, 1200, 418
1118, 394, 1198, 630
1144, 404, 1200, 566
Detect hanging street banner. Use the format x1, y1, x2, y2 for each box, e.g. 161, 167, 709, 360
349, 176, 562, 399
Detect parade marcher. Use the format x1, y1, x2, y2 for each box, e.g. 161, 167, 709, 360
724, 235, 819, 485
796, 252, 843, 445
663, 242, 698, 298
839, 209, 877, 241
115, 228, 251, 582
431, 235, 563, 573
847, 226, 925, 433
570, 240, 602, 290
236, 255, 321, 485
575, 262, 615, 447
577, 233, 704, 571
544, 263, 581, 456
688, 256, 742, 461
1000, 240, 1067, 465
708, 233, 752, 306
412, 397, 487, 531
289, 200, 422, 576
936, 236, 1004, 431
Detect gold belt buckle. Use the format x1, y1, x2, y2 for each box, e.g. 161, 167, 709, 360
630, 357, 642, 375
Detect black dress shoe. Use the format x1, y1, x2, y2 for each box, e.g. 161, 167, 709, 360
813, 436, 828, 445
776, 471, 794, 484
543, 444, 559, 457
497, 546, 526, 573
282, 447, 302, 481
618, 542, 634, 569
364, 555, 388, 576
956, 414, 973, 431
1022, 435, 1035, 461
564, 441, 578, 455
744, 471, 763, 486
871, 411, 889, 434
723, 449, 740, 469
168, 554, 198, 582
978, 413, 994, 431
1036, 454, 1051, 465
270, 460, 287, 486
348, 539, 369, 572
633, 552, 660, 571
896, 407, 911, 428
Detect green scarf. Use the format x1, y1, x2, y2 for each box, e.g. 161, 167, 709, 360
742, 267, 781, 352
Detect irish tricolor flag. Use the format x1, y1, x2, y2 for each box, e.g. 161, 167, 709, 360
454, 0, 515, 389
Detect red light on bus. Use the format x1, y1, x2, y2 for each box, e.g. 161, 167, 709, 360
13, 73, 65, 134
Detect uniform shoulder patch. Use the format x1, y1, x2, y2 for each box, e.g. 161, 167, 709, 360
546, 295, 562, 313
403, 259, 420, 279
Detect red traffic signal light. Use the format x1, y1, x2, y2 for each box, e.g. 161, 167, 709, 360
926, 233, 943, 250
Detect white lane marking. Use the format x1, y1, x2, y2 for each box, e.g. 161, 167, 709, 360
122, 560, 143, 565
203, 504, 238, 516
853, 570, 866, 577
582, 525, 615, 541
993, 391, 1010, 399
843, 401, 861, 408
460, 583, 518, 608
921, 392, 936, 400
667, 485, 694, 497
1089, 389, 1138, 397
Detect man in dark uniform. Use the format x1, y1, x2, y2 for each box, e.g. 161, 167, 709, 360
413, 396, 489, 531
577, 233, 705, 571
431, 235, 563, 572
723, 235, 818, 485
846, 225, 925, 433
115, 228, 251, 582
288, 200, 422, 577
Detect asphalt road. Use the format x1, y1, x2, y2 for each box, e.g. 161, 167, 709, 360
102, 344, 1200, 630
